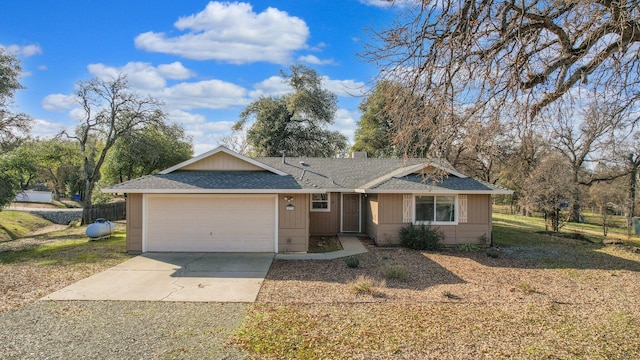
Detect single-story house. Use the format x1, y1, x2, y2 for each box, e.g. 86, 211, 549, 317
103, 146, 512, 254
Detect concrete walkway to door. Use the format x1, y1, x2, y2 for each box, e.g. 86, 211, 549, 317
275, 234, 368, 260
42, 253, 273, 303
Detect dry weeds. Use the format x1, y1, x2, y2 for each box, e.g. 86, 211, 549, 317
248, 241, 640, 358
0, 224, 129, 313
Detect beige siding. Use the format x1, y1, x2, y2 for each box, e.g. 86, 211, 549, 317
309, 192, 340, 236
126, 193, 143, 254
467, 194, 490, 224
365, 194, 379, 241
181, 151, 263, 171
371, 193, 493, 247
278, 194, 309, 252
379, 194, 404, 224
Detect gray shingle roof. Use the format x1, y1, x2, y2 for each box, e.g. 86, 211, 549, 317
105, 171, 304, 191
104, 155, 512, 194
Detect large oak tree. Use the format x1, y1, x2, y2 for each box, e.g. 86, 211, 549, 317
234, 65, 347, 157
366, 0, 640, 128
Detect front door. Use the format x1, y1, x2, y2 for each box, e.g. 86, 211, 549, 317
342, 194, 360, 232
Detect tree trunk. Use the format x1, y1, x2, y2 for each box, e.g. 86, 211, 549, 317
629, 154, 638, 222
82, 177, 94, 225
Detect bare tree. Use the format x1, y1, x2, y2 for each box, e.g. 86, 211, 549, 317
0, 49, 31, 151
589, 174, 628, 236
365, 0, 640, 129
62, 75, 165, 224
546, 101, 628, 220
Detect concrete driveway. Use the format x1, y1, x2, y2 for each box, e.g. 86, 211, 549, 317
42, 253, 274, 302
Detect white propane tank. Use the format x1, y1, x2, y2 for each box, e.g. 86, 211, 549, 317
86, 218, 116, 240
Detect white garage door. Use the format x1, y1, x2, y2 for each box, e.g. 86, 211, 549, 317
145, 195, 276, 252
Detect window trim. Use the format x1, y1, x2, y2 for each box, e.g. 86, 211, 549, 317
413, 194, 458, 225
310, 193, 331, 212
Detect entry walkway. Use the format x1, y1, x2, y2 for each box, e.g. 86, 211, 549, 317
275, 234, 368, 260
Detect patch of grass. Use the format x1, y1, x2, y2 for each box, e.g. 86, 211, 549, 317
0, 231, 127, 265
492, 213, 640, 248
347, 275, 385, 296
514, 282, 536, 294
308, 236, 342, 253
236, 303, 640, 359
0, 211, 53, 241
381, 263, 409, 281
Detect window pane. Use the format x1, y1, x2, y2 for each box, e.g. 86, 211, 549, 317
415, 196, 435, 222
435, 196, 455, 222
311, 193, 329, 210
312, 194, 328, 201
312, 202, 328, 209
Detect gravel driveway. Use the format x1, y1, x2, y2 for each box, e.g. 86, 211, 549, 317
0, 301, 248, 359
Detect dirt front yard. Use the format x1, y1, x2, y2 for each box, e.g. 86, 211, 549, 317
240, 239, 640, 359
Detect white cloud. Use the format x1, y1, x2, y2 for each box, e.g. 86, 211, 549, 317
157, 62, 195, 80
168, 109, 207, 125
134, 1, 309, 64
42, 93, 77, 112
30, 118, 70, 139
88, 62, 168, 89
332, 108, 359, 143
298, 55, 336, 65
359, 0, 413, 8
0, 43, 42, 57
87, 61, 196, 90
160, 79, 249, 110
359, 0, 394, 8
322, 77, 368, 97
249, 75, 291, 98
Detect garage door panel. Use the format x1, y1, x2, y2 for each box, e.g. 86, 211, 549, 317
146, 195, 275, 252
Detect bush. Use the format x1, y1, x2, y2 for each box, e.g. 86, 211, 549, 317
456, 243, 479, 252
348, 275, 386, 296
382, 264, 409, 281
345, 256, 360, 268
399, 223, 443, 251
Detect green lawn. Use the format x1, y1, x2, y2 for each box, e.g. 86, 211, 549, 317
493, 212, 640, 247
0, 230, 127, 265
0, 211, 53, 241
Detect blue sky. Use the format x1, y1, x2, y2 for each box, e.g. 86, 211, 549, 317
1, 0, 398, 155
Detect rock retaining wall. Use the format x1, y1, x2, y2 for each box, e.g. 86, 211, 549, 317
30, 210, 82, 225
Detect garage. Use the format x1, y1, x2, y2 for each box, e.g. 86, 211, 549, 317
144, 194, 277, 252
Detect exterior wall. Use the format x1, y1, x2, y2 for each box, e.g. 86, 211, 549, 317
181, 151, 263, 171
14, 190, 53, 203
278, 194, 309, 252
309, 192, 341, 236
364, 194, 378, 240
375, 193, 405, 245
368, 193, 493, 247
126, 193, 143, 254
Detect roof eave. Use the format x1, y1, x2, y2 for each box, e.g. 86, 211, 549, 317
101, 188, 330, 194
356, 189, 514, 195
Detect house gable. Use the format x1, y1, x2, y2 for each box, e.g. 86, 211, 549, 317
181, 151, 264, 171
159, 146, 287, 175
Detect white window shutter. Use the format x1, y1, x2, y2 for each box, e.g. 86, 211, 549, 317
458, 195, 468, 223
403, 194, 413, 223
